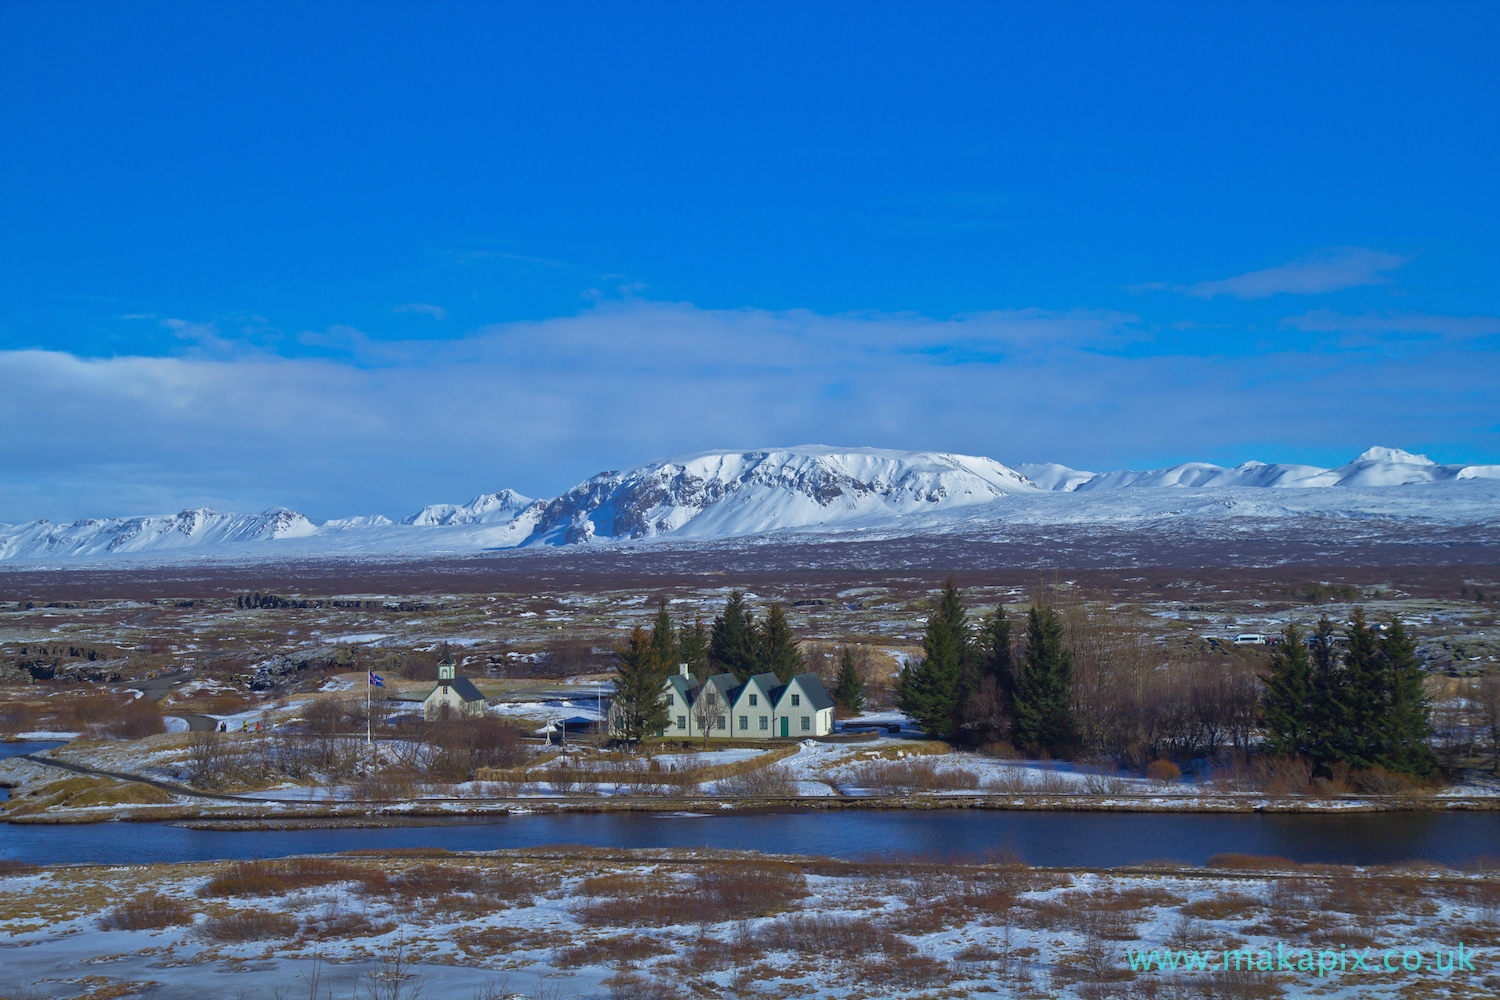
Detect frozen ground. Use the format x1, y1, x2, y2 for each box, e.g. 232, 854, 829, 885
0, 848, 1494, 999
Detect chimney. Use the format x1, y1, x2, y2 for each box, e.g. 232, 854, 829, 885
678, 663, 689, 677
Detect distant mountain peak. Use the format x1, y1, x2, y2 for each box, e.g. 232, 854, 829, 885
1354, 446, 1434, 466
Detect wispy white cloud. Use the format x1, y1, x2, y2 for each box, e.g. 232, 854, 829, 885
393, 302, 449, 320
1133, 248, 1411, 300
1282, 309, 1500, 338
0, 300, 1492, 522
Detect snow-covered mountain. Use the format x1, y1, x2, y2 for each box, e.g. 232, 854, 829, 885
524, 448, 1036, 545
1, 445, 1497, 563
0, 507, 317, 560
1018, 447, 1500, 492
401, 490, 534, 526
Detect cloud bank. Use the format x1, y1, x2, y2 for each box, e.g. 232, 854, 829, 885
1, 300, 1495, 523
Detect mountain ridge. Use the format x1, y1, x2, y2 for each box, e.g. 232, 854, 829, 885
2, 445, 1497, 563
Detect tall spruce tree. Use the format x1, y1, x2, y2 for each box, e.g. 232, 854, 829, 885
1305, 615, 1344, 773
953, 604, 1014, 745
1011, 604, 1077, 757
649, 600, 678, 672
677, 615, 710, 680
709, 590, 759, 681
976, 605, 1016, 698
757, 603, 805, 683
613, 626, 671, 742
1262, 622, 1311, 757
1337, 607, 1386, 770
833, 646, 864, 716
896, 577, 969, 739
1377, 616, 1437, 776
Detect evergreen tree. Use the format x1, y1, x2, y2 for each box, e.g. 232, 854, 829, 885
1335, 607, 1387, 770
1011, 604, 1077, 756
1377, 616, 1437, 776
757, 603, 805, 683
612, 626, 671, 742
649, 599, 678, 672
1300, 609, 1436, 777
833, 646, 864, 716
957, 604, 1015, 744
677, 615, 710, 680
896, 577, 969, 739
1305, 615, 1344, 773
709, 590, 759, 681
976, 605, 1016, 698
1262, 622, 1311, 757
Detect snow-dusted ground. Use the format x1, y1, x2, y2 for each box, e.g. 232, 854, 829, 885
1, 848, 1492, 999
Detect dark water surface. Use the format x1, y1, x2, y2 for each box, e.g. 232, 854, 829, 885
0, 741, 64, 760
3, 809, 1497, 868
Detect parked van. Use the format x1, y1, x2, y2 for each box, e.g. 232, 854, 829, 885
1234, 633, 1269, 645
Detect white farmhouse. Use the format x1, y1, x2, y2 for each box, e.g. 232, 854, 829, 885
650, 666, 835, 740
423, 652, 486, 721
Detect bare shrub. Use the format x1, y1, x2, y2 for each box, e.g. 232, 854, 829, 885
718, 763, 797, 797
757, 914, 912, 958
1080, 770, 1131, 795
199, 910, 299, 942
578, 861, 806, 927
58, 690, 165, 739
381, 863, 541, 904
1066, 603, 1262, 763
554, 933, 673, 968
186, 731, 228, 788
1354, 765, 1422, 795
859, 954, 951, 990
1146, 758, 1182, 785
363, 937, 425, 1000
426, 717, 529, 781
351, 768, 419, 802
98, 894, 192, 930
300, 908, 397, 941
1256, 756, 1314, 794
849, 759, 979, 794
603, 973, 681, 1000
1180, 892, 1261, 920
199, 858, 387, 897
983, 767, 1070, 794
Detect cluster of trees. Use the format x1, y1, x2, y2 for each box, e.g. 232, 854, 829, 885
897, 579, 1437, 777
613, 593, 868, 741
896, 578, 1077, 756
1263, 609, 1435, 776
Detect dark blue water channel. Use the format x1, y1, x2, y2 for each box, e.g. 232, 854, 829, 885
3, 809, 1497, 869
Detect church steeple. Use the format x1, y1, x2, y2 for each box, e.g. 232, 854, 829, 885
438, 644, 456, 681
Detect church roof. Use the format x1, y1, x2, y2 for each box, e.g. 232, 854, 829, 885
425, 676, 484, 703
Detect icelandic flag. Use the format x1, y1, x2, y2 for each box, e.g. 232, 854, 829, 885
368, 671, 385, 687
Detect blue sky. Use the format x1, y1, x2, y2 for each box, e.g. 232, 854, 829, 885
1, 2, 1497, 521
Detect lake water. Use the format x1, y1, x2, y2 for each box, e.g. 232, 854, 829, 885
2, 808, 1497, 868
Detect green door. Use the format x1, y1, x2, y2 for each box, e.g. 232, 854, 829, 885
780, 717, 789, 737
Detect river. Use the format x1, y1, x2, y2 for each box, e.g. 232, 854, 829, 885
3, 808, 1496, 868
